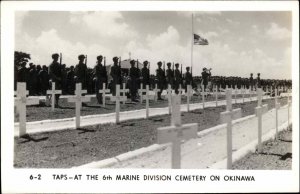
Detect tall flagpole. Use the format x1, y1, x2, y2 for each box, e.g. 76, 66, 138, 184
191, 13, 194, 76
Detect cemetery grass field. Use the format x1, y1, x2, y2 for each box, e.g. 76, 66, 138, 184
233, 127, 292, 170
15, 94, 249, 122
14, 97, 288, 168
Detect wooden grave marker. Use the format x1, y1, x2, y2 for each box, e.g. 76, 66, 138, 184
110, 85, 127, 123
15, 82, 39, 136
99, 83, 110, 107
167, 84, 172, 114
214, 85, 218, 107
274, 89, 281, 140
138, 83, 147, 104
255, 88, 268, 153
153, 84, 160, 102
121, 83, 129, 104
220, 89, 242, 169
157, 95, 198, 169
68, 83, 91, 129
186, 85, 192, 112
46, 82, 62, 111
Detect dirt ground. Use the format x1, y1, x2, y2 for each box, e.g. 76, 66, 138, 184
15, 93, 251, 122
232, 127, 292, 170
14, 97, 288, 168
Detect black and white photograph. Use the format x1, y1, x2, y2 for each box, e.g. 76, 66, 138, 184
1, 1, 299, 193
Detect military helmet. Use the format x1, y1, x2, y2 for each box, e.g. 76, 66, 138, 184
130, 60, 135, 65
157, 61, 162, 66
97, 55, 103, 60
52, 53, 59, 59
186, 66, 190, 70
175, 63, 179, 67
78, 54, 86, 60
113, 56, 119, 62
143, 60, 148, 65
167, 62, 171, 67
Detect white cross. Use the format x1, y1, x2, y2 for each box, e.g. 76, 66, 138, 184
46, 82, 62, 111
157, 95, 198, 169
14, 86, 29, 115
99, 83, 110, 107
255, 88, 268, 153
287, 89, 292, 130
110, 85, 127, 123
186, 85, 192, 112
270, 86, 273, 98
153, 84, 160, 102
241, 86, 245, 103
138, 83, 147, 104
142, 85, 150, 119
167, 84, 172, 114
201, 84, 205, 109
249, 88, 253, 101
220, 89, 242, 169
274, 89, 281, 140
14, 83, 39, 137
178, 84, 185, 96
121, 83, 129, 104
68, 83, 91, 129
234, 85, 238, 104
265, 87, 269, 99
213, 85, 218, 107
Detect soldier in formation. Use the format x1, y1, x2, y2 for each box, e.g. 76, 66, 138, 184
129, 60, 140, 102
156, 61, 165, 100
15, 53, 292, 104
49, 53, 62, 107
74, 54, 88, 90
110, 57, 122, 95
94, 55, 108, 104
174, 63, 182, 94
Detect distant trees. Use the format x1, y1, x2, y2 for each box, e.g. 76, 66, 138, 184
15, 51, 31, 68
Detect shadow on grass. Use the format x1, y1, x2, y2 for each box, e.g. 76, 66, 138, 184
259, 152, 292, 160
76, 127, 96, 134
19, 134, 49, 143
279, 138, 292, 143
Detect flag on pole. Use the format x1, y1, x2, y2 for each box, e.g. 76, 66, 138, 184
194, 34, 208, 45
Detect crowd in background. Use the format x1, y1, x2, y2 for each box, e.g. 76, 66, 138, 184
14, 53, 292, 100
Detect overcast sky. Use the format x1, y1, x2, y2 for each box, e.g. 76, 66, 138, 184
15, 11, 292, 79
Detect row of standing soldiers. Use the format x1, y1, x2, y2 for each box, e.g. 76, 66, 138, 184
15, 53, 194, 105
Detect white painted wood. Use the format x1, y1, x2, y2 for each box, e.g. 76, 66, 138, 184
121, 83, 129, 104
186, 85, 192, 112
274, 89, 280, 140
178, 84, 184, 96
255, 89, 269, 153
167, 84, 172, 114
201, 84, 205, 109
15, 83, 39, 136
214, 85, 218, 107
234, 85, 237, 104
157, 95, 198, 169
220, 89, 242, 169
99, 83, 110, 107
153, 84, 160, 102
145, 85, 150, 118
287, 89, 291, 130
68, 83, 91, 128
241, 86, 245, 103
46, 82, 62, 111
110, 85, 127, 123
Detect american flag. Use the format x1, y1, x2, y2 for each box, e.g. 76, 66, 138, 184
194, 33, 208, 45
